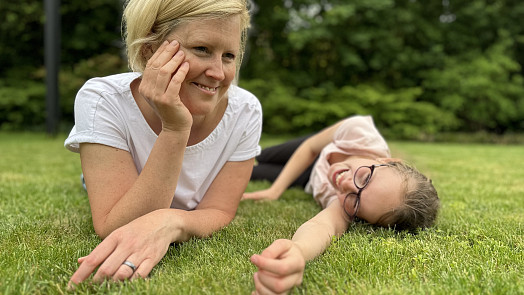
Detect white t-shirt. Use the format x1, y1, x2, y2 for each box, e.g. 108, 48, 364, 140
305, 115, 391, 208
65, 72, 262, 210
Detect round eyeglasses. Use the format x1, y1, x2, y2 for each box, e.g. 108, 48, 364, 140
343, 164, 389, 221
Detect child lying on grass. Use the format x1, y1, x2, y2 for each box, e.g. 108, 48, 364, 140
243, 115, 440, 294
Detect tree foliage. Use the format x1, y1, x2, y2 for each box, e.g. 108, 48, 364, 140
242, 0, 524, 136
1, 0, 523, 138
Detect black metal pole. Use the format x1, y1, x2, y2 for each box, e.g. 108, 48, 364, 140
45, 0, 60, 135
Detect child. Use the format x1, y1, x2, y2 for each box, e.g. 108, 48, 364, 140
243, 115, 440, 294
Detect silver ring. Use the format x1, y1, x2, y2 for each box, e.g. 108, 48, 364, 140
122, 260, 136, 272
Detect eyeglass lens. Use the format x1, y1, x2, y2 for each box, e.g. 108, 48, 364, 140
354, 166, 373, 188
344, 193, 359, 218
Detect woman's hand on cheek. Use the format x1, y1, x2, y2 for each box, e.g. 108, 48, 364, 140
140, 40, 193, 132
67, 210, 173, 289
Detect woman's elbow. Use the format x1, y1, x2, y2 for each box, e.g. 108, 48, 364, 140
92, 219, 115, 240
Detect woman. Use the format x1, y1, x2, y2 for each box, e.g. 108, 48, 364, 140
64, 0, 261, 286
243, 115, 440, 294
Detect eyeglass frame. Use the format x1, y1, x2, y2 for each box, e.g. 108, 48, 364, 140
343, 164, 390, 221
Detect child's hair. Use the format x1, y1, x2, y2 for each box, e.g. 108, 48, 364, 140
122, 0, 251, 73
376, 161, 440, 232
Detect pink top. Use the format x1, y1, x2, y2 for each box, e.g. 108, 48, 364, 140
305, 115, 391, 208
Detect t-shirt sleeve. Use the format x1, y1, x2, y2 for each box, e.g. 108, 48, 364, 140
331, 115, 391, 158
228, 94, 263, 161
64, 80, 129, 153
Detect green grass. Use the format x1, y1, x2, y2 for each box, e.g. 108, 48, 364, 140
0, 132, 522, 294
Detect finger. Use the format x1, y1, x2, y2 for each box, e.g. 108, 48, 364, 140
243, 192, 269, 201
254, 272, 281, 295
77, 256, 87, 264
68, 239, 119, 287
242, 192, 261, 200
112, 261, 136, 282
111, 253, 143, 282
251, 253, 302, 277
260, 239, 293, 259
163, 61, 189, 97
257, 270, 300, 294
146, 40, 178, 71
131, 257, 156, 280
92, 244, 135, 283
143, 41, 168, 79
149, 41, 169, 63
155, 54, 187, 99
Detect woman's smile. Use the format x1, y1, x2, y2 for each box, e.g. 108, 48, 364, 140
191, 82, 219, 94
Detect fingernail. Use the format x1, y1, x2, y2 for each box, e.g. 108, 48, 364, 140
170, 40, 178, 46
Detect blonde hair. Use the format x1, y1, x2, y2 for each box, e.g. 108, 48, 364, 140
122, 0, 251, 72
376, 162, 440, 232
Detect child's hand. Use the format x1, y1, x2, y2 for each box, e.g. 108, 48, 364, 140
242, 188, 280, 201
250, 239, 305, 294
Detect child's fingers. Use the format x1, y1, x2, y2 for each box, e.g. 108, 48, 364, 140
255, 270, 301, 294
242, 192, 266, 200
260, 239, 293, 259
251, 253, 303, 277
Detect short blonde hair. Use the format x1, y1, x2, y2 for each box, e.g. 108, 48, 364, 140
122, 0, 251, 72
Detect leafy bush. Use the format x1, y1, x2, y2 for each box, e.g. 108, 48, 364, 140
0, 53, 126, 131
241, 0, 524, 137
0, 81, 46, 131
0, 0, 122, 77
422, 34, 524, 133
240, 79, 457, 139
2, 0, 523, 136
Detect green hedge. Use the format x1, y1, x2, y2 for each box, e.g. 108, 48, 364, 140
1, 0, 523, 138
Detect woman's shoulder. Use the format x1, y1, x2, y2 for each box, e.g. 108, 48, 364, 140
80, 72, 140, 96
227, 85, 262, 110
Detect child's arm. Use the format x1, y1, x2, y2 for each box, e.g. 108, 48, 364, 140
251, 201, 349, 294
243, 120, 346, 201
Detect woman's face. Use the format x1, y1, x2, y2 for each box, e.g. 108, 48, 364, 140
166, 16, 241, 116
327, 157, 405, 224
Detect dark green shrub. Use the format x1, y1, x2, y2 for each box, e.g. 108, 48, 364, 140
0, 53, 126, 131
422, 35, 524, 133
0, 82, 46, 131
240, 79, 457, 139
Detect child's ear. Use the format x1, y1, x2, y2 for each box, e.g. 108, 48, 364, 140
376, 157, 402, 163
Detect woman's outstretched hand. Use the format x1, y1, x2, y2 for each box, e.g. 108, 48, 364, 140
68, 210, 173, 289
242, 188, 280, 201
250, 239, 305, 295
139, 40, 192, 132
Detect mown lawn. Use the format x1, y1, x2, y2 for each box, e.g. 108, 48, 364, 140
0, 132, 522, 294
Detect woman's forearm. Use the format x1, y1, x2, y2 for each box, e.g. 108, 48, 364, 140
162, 207, 235, 243
94, 129, 190, 237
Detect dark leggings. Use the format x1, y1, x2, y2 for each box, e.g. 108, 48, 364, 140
251, 134, 317, 188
